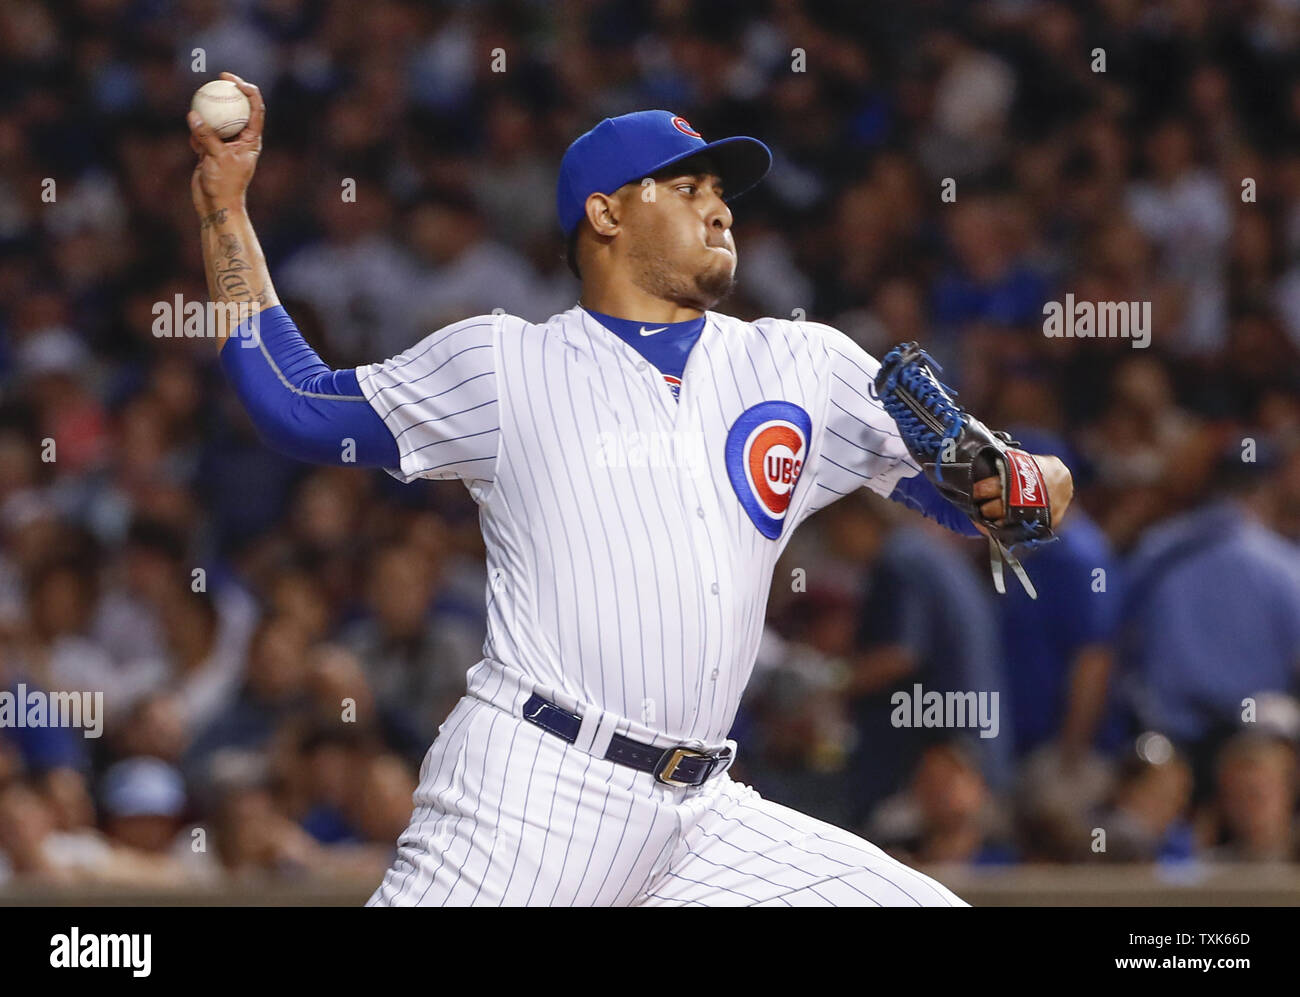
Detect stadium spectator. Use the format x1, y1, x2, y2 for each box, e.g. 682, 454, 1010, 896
1208, 732, 1299, 863
1089, 737, 1197, 864
341, 541, 482, 744
1119, 448, 1300, 790
826, 494, 1010, 821
994, 430, 1122, 769
868, 739, 1018, 867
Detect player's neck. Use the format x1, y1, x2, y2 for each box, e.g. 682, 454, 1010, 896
579, 280, 705, 324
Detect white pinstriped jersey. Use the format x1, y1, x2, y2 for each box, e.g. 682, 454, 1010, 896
355, 305, 922, 746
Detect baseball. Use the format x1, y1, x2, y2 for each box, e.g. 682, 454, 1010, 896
190, 79, 251, 140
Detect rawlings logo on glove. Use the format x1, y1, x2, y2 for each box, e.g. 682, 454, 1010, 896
1007, 449, 1046, 507
874, 342, 1057, 598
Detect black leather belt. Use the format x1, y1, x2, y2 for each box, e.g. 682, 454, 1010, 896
521, 693, 732, 788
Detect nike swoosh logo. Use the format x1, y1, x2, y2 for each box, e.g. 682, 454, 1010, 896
639, 326, 668, 336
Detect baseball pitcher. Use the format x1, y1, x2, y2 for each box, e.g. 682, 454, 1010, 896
188, 74, 1073, 906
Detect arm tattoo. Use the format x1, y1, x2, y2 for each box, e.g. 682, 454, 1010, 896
213, 235, 264, 304
202, 214, 272, 309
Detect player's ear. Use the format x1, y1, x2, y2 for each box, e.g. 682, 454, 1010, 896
585, 192, 620, 238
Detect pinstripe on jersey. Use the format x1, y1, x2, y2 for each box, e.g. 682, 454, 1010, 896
356, 305, 922, 746
355, 316, 500, 483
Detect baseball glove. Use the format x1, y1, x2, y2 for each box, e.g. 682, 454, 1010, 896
874, 341, 1056, 598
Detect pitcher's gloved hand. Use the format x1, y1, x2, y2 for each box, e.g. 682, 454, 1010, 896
874, 342, 1073, 598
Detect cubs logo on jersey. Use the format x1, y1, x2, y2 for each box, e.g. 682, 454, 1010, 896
724, 400, 812, 539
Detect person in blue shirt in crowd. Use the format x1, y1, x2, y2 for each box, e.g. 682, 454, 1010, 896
828, 491, 1011, 826
1118, 440, 1300, 796
995, 429, 1123, 766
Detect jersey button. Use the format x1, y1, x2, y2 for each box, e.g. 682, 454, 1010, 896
710, 582, 719, 594
711, 669, 719, 680
637, 361, 648, 372
696, 507, 705, 519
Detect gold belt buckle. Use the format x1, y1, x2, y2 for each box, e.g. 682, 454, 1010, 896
656, 746, 710, 787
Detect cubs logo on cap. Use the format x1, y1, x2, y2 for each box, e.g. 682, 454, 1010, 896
671, 116, 702, 138
725, 401, 813, 539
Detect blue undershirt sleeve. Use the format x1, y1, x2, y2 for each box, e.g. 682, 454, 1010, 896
888, 470, 983, 538
219, 305, 400, 467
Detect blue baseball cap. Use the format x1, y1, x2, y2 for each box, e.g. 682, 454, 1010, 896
557, 110, 772, 236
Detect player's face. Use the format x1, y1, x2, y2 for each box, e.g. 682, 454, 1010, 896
619, 171, 736, 309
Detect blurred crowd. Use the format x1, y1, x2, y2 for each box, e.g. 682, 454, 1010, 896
2, 0, 1300, 890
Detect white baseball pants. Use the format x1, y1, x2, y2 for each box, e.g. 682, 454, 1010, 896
367, 695, 967, 907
